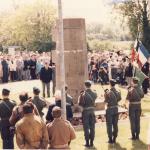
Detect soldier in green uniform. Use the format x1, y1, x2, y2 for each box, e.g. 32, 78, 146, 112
0, 89, 16, 149
32, 87, 47, 118
104, 79, 121, 144
126, 77, 144, 140
79, 80, 97, 148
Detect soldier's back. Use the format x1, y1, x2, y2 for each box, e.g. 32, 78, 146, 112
84, 89, 97, 108
0, 99, 16, 119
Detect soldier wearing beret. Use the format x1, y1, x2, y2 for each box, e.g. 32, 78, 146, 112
32, 87, 47, 117
126, 77, 144, 140
0, 89, 16, 149
78, 80, 97, 148
104, 79, 121, 144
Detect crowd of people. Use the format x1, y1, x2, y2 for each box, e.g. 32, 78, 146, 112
0, 52, 55, 84
88, 50, 150, 94
0, 50, 149, 149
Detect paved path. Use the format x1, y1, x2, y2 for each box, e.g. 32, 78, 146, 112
0, 80, 43, 94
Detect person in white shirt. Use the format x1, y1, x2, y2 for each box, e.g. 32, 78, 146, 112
9, 57, 17, 81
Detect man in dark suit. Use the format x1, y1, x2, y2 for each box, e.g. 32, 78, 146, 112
40, 61, 52, 98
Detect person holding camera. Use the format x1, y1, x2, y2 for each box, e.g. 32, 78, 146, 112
104, 79, 121, 144
0, 89, 16, 149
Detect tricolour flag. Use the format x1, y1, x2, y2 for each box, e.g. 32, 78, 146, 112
134, 67, 148, 86
137, 43, 150, 67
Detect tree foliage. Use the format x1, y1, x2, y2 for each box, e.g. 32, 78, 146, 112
117, 0, 150, 52
0, 0, 56, 52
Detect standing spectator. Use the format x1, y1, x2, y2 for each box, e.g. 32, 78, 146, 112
91, 65, 98, 83
46, 106, 76, 149
0, 89, 16, 149
125, 61, 134, 86
40, 61, 52, 98
0, 59, 3, 82
9, 58, 17, 81
23, 56, 30, 80
36, 59, 43, 79
15, 103, 49, 149
141, 61, 150, 94
16, 56, 24, 81
29, 55, 37, 80
1, 57, 9, 83
78, 80, 97, 148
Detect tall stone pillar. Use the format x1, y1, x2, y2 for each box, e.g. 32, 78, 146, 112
54, 18, 88, 103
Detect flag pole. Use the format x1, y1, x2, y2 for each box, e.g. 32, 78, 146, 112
58, 0, 66, 119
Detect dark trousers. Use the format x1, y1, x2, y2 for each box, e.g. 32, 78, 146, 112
42, 82, 50, 97
1, 126, 14, 149
10, 71, 17, 81
30, 69, 37, 80
82, 110, 95, 141
142, 78, 149, 94
106, 108, 118, 138
129, 106, 141, 136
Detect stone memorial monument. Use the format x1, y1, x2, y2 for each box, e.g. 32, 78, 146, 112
53, 18, 88, 103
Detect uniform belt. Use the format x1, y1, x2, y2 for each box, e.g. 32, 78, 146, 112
130, 102, 141, 105
52, 144, 68, 149
83, 107, 95, 111
107, 105, 118, 109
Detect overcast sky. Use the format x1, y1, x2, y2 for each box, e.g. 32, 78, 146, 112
0, 0, 114, 23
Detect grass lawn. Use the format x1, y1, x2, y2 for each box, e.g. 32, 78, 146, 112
0, 81, 149, 150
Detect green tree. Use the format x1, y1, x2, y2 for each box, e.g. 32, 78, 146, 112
117, 0, 150, 52
0, 0, 56, 52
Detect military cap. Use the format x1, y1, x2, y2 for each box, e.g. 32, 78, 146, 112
85, 80, 92, 87
2, 89, 10, 96
33, 87, 40, 93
